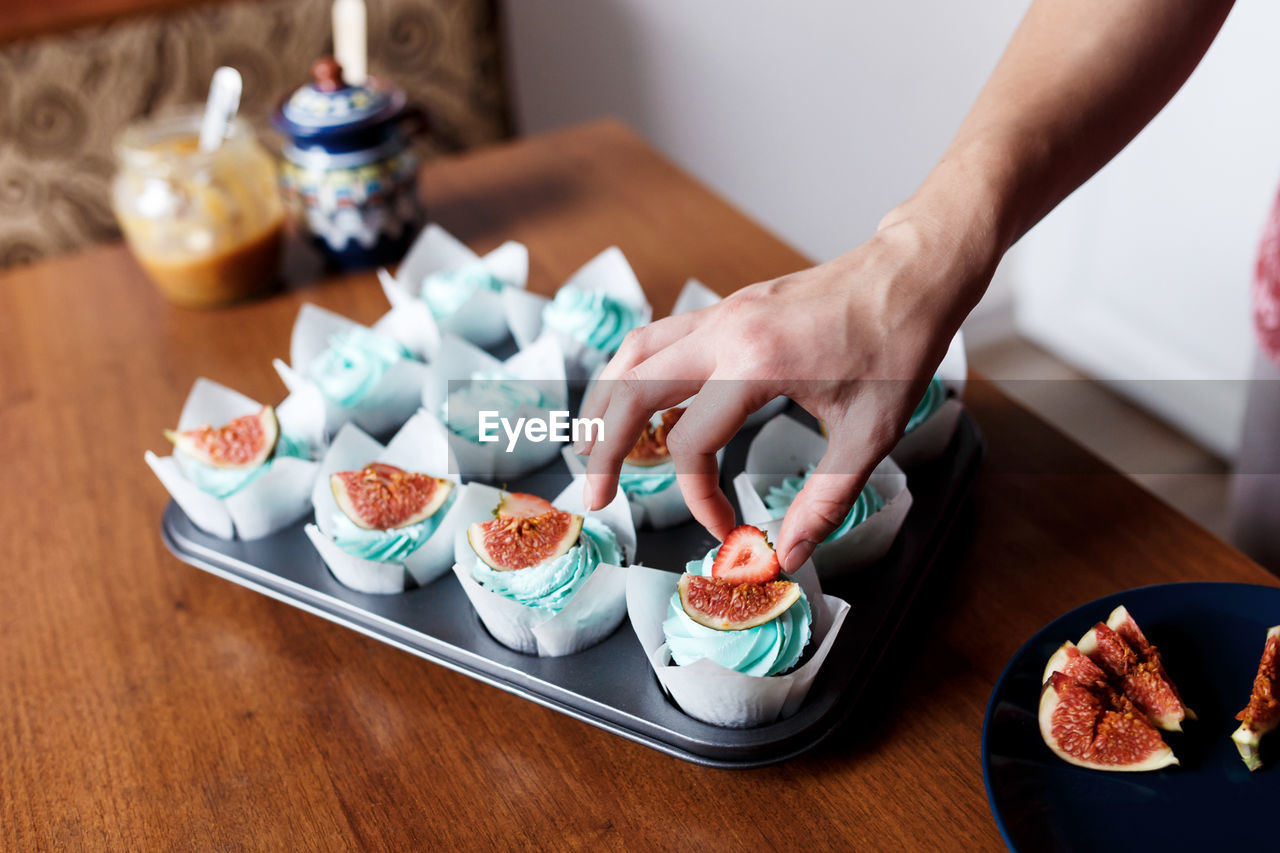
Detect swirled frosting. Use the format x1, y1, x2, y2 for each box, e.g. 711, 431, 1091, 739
619, 460, 677, 497
330, 487, 456, 562
763, 464, 885, 543
444, 372, 550, 444
420, 261, 506, 321
179, 430, 311, 498
542, 286, 640, 353
472, 517, 621, 613
662, 548, 812, 677
307, 327, 411, 408
905, 376, 947, 433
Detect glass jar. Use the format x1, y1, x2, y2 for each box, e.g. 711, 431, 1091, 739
112, 110, 285, 307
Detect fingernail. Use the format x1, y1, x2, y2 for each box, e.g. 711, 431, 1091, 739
573, 440, 592, 456
583, 481, 598, 511
783, 539, 816, 572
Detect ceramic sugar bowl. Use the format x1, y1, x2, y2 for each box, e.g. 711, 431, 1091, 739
273, 57, 426, 269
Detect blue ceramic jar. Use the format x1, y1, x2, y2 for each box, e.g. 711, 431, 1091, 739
273, 57, 425, 269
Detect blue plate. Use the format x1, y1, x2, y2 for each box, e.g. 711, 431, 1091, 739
982, 582, 1280, 852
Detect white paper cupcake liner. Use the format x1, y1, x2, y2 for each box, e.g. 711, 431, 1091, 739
625, 517, 851, 728
890, 330, 967, 466
731, 414, 911, 578
144, 378, 324, 541
306, 410, 469, 595
451, 480, 637, 657
422, 332, 570, 480
378, 223, 529, 349
273, 303, 433, 438
503, 247, 653, 382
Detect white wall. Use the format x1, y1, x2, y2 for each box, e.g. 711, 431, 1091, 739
1013, 1, 1280, 458
504, 1, 1272, 457
504, 0, 1028, 331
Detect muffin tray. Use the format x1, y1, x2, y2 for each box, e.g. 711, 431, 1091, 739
161, 407, 983, 768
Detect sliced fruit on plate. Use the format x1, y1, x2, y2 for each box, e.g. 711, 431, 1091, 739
1232, 625, 1280, 771
468, 508, 583, 571
710, 525, 781, 584
625, 407, 685, 467
677, 573, 800, 631
330, 463, 453, 530
1039, 659, 1179, 772
495, 491, 556, 519
1076, 605, 1195, 731
165, 406, 279, 469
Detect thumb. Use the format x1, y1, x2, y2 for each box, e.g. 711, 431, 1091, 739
775, 436, 878, 572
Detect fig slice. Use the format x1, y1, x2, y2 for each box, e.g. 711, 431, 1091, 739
625, 407, 684, 467
467, 509, 583, 571
164, 406, 279, 470
677, 574, 800, 631
1232, 625, 1280, 771
330, 463, 453, 530
495, 492, 556, 519
1076, 605, 1195, 731
1039, 659, 1179, 772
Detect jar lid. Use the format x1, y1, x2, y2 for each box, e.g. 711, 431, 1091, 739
273, 57, 405, 143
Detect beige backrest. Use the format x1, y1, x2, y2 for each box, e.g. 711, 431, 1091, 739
0, 0, 508, 267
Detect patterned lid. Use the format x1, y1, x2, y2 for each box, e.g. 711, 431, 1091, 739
274, 57, 404, 142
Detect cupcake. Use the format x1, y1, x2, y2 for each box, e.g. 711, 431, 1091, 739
732, 414, 911, 578
625, 521, 852, 728
379, 223, 528, 349
145, 378, 325, 540
305, 411, 471, 594
890, 331, 967, 466
561, 405, 719, 529
671, 278, 788, 427
274, 303, 433, 437
450, 480, 636, 657
664, 527, 812, 677
422, 332, 568, 480
503, 247, 652, 380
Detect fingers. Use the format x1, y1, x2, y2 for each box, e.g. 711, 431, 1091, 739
774, 428, 881, 572
577, 311, 708, 453
583, 343, 706, 510
666, 378, 774, 541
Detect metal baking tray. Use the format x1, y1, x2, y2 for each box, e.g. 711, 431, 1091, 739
161, 407, 983, 768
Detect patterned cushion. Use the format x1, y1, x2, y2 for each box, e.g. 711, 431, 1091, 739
0, 0, 508, 267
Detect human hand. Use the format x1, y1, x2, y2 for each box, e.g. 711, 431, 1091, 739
577, 205, 996, 571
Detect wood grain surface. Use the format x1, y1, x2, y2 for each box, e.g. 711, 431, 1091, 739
1, 120, 1272, 851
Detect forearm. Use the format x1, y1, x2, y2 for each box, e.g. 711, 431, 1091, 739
880, 0, 1235, 321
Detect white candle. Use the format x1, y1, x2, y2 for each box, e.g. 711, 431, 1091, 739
332, 0, 367, 86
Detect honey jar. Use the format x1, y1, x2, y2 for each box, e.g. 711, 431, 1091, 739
112, 110, 285, 307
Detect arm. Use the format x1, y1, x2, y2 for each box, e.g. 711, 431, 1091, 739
579, 0, 1235, 570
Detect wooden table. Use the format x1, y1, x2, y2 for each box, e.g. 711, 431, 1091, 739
2, 120, 1273, 851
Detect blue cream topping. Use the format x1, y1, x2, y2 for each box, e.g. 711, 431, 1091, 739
307, 327, 411, 408
330, 487, 456, 562
662, 548, 812, 677
420, 261, 506, 321
444, 371, 549, 443
541, 285, 640, 353
763, 464, 885, 543
619, 461, 677, 497
472, 517, 621, 614
905, 376, 947, 433
179, 431, 311, 499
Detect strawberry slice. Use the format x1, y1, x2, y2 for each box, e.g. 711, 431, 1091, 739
496, 492, 556, 519
711, 525, 782, 584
